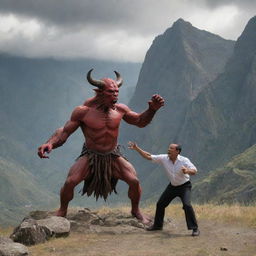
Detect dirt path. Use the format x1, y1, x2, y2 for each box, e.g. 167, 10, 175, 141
29, 217, 256, 256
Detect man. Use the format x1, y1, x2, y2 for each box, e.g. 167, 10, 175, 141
37, 69, 164, 224
128, 142, 200, 236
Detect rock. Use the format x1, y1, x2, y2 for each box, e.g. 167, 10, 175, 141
10, 218, 48, 246
0, 236, 29, 256
68, 208, 101, 223
68, 208, 147, 234
68, 208, 104, 232
10, 208, 148, 247
103, 216, 121, 227
0, 237, 13, 244
28, 210, 53, 220
37, 216, 70, 238
10, 216, 71, 246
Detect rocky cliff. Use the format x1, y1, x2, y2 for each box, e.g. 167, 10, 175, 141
177, 16, 256, 173
120, 19, 235, 194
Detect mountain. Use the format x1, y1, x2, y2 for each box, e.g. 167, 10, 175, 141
119, 19, 235, 198
177, 16, 256, 173
119, 17, 256, 203
122, 18, 234, 154
193, 144, 256, 204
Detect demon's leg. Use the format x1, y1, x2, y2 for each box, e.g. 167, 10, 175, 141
56, 156, 89, 217
113, 157, 151, 224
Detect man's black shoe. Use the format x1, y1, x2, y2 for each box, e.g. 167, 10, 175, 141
146, 225, 163, 231
192, 229, 200, 236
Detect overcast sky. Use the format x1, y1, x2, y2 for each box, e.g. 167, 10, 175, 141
0, 0, 255, 62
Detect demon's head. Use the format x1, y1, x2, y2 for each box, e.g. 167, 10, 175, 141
87, 69, 123, 109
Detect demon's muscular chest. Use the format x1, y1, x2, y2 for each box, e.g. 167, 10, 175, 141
81, 107, 123, 132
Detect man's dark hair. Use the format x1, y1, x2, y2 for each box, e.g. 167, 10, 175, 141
176, 144, 182, 154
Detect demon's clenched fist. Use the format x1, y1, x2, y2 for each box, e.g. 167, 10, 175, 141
148, 94, 165, 111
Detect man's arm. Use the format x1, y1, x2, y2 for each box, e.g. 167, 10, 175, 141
128, 141, 152, 160
181, 158, 198, 175
181, 166, 197, 175
122, 94, 164, 128
37, 106, 83, 158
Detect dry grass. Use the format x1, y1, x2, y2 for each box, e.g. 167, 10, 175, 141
96, 203, 256, 228
0, 226, 13, 237
28, 233, 98, 256
192, 204, 256, 227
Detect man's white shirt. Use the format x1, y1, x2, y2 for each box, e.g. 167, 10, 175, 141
151, 154, 197, 186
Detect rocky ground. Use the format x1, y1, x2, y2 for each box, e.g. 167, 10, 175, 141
11, 207, 256, 256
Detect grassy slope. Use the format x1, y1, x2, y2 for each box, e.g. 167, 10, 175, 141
193, 144, 256, 204
0, 156, 57, 226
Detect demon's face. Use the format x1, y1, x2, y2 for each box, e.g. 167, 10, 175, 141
87, 69, 123, 109
101, 78, 119, 107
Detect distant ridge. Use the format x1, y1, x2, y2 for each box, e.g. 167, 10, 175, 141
177, 16, 256, 173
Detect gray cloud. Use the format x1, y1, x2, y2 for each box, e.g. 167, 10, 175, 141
0, 1, 124, 27
0, 0, 176, 35
0, 0, 255, 61
199, 0, 256, 9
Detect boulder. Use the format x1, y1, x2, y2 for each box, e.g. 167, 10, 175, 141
0, 236, 28, 256
37, 216, 70, 238
10, 218, 48, 246
10, 216, 70, 246
67, 208, 148, 234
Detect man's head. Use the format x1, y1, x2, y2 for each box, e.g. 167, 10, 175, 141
168, 143, 182, 160
87, 69, 123, 109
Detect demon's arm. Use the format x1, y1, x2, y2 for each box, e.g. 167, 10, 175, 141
37, 106, 85, 158
121, 94, 164, 127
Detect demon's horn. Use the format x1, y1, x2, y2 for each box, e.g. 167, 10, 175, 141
87, 69, 105, 89
114, 71, 123, 88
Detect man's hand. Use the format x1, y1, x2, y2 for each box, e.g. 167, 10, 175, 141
148, 94, 164, 111
38, 143, 53, 159
128, 141, 138, 150
181, 166, 189, 174
128, 141, 152, 160
181, 166, 197, 175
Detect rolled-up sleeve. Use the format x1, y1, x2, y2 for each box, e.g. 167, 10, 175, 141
151, 154, 165, 164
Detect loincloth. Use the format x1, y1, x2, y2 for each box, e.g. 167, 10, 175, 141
77, 144, 125, 201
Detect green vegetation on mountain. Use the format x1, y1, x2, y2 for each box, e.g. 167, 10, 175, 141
193, 144, 256, 204
0, 154, 57, 226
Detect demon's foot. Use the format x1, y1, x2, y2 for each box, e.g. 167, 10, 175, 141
131, 211, 152, 225
55, 208, 67, 217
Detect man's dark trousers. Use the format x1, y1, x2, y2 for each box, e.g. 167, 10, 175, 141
153, 181, 198, 229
